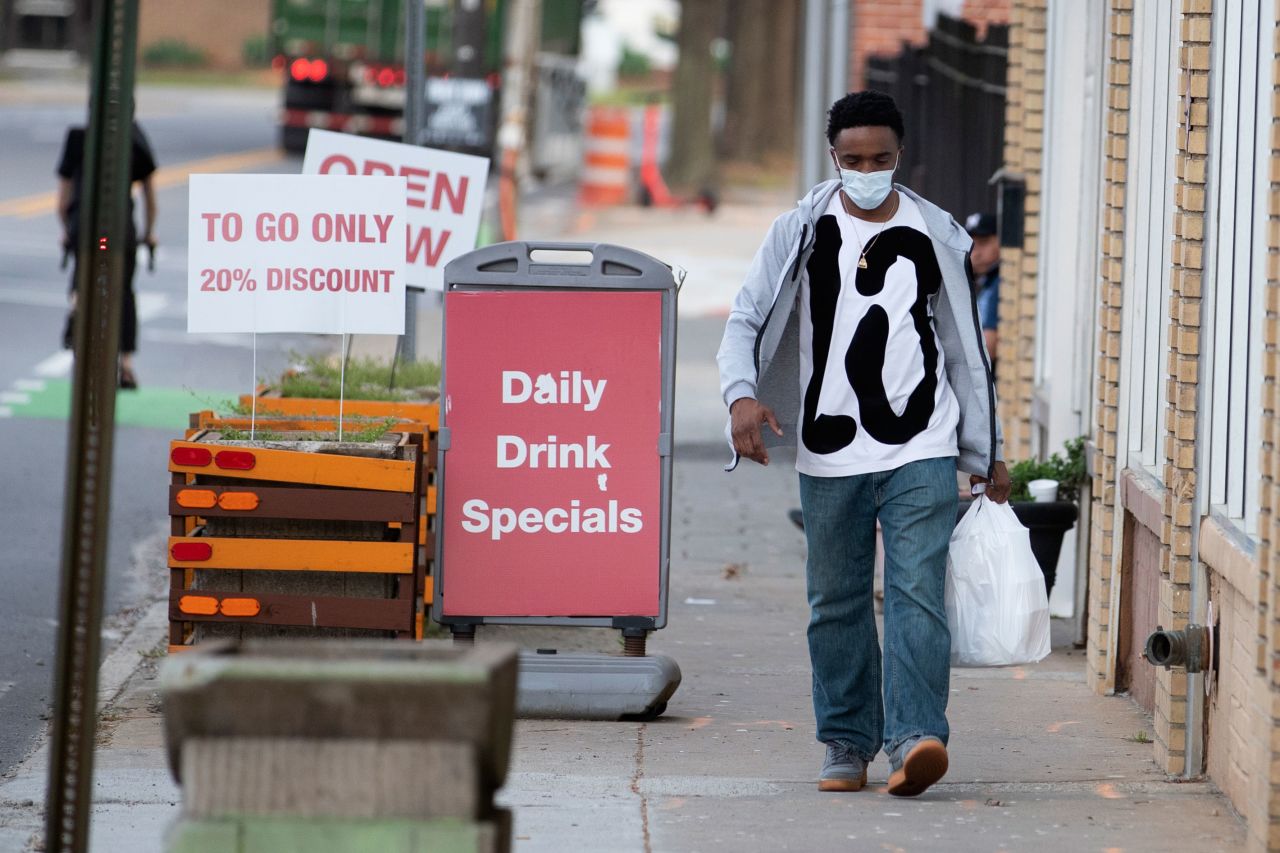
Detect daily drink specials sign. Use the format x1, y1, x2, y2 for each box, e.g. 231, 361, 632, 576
440, 289, 664, 617
302, 129, 489, 291
186, 174, 407, 334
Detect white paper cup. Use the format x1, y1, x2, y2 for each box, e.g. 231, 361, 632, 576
1028, 478, 1059, 502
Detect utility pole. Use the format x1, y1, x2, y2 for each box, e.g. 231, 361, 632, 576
402, 0, 427, 361
495, 0, 541, 240
45, 0, 137, 850
452, 0, 487, 78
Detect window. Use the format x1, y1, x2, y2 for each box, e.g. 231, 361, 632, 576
1205, 0, 1273, 533
1118, 0, 1178, 473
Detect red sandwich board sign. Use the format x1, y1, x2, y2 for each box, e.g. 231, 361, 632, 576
435, 243, 677, 630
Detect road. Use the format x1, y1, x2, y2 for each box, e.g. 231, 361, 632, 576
0, 80, 323, 774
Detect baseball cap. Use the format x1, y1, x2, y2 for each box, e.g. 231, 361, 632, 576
965, 212, 997, 237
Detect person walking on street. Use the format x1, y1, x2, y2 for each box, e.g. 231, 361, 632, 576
965, 211, 1001, 373
56, 119, 157, 389
717, 90, 1009, 797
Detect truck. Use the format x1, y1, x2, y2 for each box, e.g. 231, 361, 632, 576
271, 0, 585, 158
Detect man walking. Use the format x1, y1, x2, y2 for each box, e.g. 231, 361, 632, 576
717, 91, 1010, 797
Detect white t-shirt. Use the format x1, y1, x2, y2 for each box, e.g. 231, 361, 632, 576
796, 192, 960, 477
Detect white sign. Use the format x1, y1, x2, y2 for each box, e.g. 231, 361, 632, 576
301, 129, 489, 291
187, 174, 407, 334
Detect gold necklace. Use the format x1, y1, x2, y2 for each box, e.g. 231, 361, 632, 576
842, 192, 899, 269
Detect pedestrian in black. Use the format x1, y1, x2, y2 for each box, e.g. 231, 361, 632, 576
56, 120, 158, 388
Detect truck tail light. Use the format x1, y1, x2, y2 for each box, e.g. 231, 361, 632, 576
214, 450, 256, 470
218, 492, 260, 511
171, 542, 212, 562
176, 489, 217, 509
308, 59, 328, 82
290, 57, 311, 82
377, 67, 395, 87
220, 598, 261, 617
178, 595, 218, 616
171, 447, 212, 467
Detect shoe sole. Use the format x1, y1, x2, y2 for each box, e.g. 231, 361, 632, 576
887, 740, 948, 797
818, 773, 867, 792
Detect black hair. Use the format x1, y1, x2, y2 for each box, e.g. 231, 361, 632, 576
826, 90, 906, 145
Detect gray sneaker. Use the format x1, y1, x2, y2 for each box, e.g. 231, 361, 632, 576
887, 736, 948, 797
818, 742, 868, 792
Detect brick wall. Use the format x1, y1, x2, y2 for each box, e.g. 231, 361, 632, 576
994, 0, 1043, 462
1258, 2, 1280, 847
1086, 0, 1133, 695
961, 0, 1013, 38
138, 0, 269, 69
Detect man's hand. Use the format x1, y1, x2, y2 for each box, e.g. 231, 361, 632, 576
970, 461, 1012, 503
730, 397, 783, 466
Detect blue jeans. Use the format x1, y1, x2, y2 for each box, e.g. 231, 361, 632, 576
798, 456, 958, 761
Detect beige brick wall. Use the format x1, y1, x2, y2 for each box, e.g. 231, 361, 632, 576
995, 0, 1045, 463
138, 0, 269, 69
1086, 0, 1133, 695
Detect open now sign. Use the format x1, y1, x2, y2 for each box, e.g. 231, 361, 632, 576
302, 129, 489, 291
437, 244, 678, 624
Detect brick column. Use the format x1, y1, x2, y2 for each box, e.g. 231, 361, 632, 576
1258, 3, 1280, 848
1086, 0, 1134, 695
994, 0, 1045, 461
1152, 0, 1214, 778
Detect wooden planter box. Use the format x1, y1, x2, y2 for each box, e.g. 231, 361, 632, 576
168, 426, 429, 649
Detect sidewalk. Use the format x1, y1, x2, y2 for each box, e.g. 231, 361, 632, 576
0, 193, 1250, 851
0, 448, 1248, 852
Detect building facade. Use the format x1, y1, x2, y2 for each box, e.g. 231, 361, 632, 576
1000, 0, 1280, 847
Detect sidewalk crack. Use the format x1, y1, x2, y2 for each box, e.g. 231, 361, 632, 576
629, 724, 652, 853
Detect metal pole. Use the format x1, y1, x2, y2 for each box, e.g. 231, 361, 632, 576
452, 0, 487, 79
495, 0, 541, 240
827, 0, 850, 106
799, 0, 827, 195
44, 0, 136, 850
402, 0, 426, 362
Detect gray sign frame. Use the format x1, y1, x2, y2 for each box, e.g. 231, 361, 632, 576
434, 242, 678, 632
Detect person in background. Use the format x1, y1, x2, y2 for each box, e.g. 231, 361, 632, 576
57, 120, 157, 389
965, 212, 1000, 373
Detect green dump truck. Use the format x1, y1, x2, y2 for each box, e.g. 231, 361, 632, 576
272, 0, 584, 155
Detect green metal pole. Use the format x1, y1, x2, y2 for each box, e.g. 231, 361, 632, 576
44, 1, 137, 850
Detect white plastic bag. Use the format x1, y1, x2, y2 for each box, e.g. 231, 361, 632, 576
945, 496, 1051, 667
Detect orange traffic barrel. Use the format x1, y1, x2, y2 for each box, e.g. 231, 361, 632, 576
579, 106, 632, 206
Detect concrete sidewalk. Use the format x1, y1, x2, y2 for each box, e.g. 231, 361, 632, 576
0, 449, 1249, 852
0, 193, 1250, 851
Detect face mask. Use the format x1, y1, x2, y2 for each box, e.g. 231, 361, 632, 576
838, 156, 898, 210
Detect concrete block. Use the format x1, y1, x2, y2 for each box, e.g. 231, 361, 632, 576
168, 816, 505, 853
182, 738, 480, 819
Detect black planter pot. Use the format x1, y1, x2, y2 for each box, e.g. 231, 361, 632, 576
955, 500, 1079, 594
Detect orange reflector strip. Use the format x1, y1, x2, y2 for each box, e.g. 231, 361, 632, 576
176, 489, 217, 509
217, 492, 260, 511
178, 595, 219, 615
220, 597, 261, 617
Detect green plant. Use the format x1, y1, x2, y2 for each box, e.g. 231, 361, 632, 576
142, 39, 208, 69
1128, 730, 1151, 744
278, 353, 440, 402
1008, 436, 1088, 503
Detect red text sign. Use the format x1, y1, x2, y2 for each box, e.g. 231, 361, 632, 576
442, 290, 663, 617
302, 129, 488, 291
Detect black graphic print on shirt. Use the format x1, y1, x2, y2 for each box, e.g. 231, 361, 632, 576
802, 214, 944, 454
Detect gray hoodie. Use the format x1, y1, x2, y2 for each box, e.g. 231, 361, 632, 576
716, 180, 1004, 476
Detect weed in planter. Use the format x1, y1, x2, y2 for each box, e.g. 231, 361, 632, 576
279, 353, 440, 402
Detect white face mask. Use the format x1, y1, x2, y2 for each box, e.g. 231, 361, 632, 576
837, 155, 898, 211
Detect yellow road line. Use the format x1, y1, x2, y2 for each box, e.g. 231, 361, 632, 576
0, 146, 284, 219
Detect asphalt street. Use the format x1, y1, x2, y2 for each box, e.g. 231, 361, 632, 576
0, 80, 326, 774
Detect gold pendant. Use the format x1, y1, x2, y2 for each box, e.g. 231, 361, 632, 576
858, 256, 868, 269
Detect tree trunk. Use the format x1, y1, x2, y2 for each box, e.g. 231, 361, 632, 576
723, 0, 800, 163
666, 0, 725, 192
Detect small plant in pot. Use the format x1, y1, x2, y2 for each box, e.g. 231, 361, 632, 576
961, 437, 1088, 595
